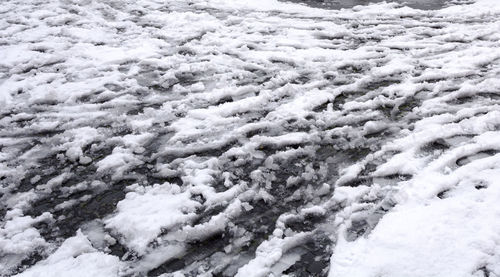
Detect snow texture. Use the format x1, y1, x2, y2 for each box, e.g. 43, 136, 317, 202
1, 0, 500, 276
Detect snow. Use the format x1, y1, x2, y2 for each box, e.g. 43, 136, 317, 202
15, 230, 122, 277
0, 0, 499, 275
104, 183, 201, 254
0, 213, 53, 274
330, 166, 500, 277
236, 232, 310, 277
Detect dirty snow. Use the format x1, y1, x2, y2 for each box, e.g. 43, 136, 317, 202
1, 0, 500, 276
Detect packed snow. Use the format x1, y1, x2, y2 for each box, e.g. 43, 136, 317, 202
1, 0, 500, 276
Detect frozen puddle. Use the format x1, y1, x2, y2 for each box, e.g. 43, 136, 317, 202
1, 0, 500, 276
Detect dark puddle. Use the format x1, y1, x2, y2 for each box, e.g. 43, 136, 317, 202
282, 0, 457, 10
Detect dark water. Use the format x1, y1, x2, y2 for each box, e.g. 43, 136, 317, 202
283, 0, 455, 10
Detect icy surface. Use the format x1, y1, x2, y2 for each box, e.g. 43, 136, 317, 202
1, 0, 500, 276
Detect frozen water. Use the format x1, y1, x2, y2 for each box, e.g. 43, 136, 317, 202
1, 0, 499, 276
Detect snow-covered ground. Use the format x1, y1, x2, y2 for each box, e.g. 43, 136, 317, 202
1, 0, 500, 276
285, 0, 453, 10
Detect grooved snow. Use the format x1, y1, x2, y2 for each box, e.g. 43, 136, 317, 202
1, 0, 500, 276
